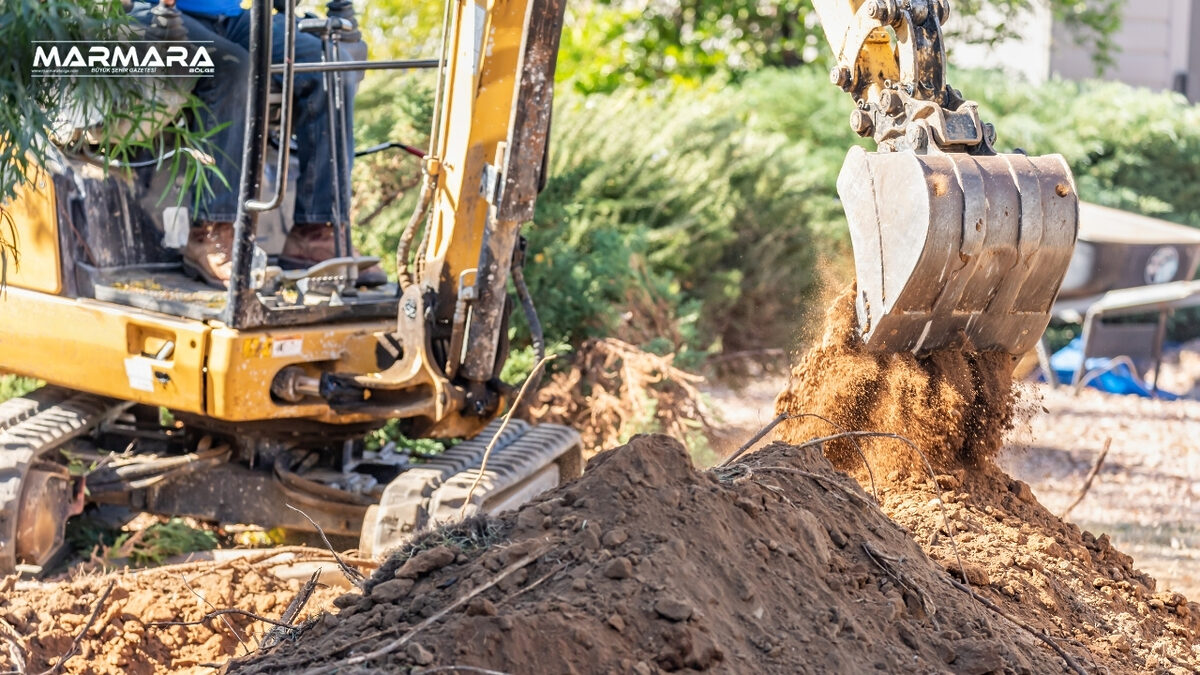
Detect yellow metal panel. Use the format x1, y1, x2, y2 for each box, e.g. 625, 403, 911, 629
0, 288, 208, 411
205, 320, 393, 422
423, 0, 530, 311
4, 170, 62, 294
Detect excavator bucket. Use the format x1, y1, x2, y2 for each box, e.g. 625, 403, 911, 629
838, 146, 1079, 355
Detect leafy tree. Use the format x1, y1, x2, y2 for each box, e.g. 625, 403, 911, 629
357, 0, 446, 60
557, 0, 1124, 93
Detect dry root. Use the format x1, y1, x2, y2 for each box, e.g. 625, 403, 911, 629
530, 338, 715, 452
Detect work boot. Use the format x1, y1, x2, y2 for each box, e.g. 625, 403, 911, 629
182, 221, 234, 289
280, 222, 387, 287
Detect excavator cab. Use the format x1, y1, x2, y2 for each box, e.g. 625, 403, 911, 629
813, 0, 1079, 354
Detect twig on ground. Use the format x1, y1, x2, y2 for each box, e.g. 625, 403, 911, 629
718, 412, 789, 467
412, 662, 511, 667
460, 356, 555, 519
749, 478, 798, 507
180, 574, 251, 655
147, 545, 376, 580
861, 542, 937, 624
43, 580, 115, 675
495, 562, 565, 608
258, 568, 324, 653
1, 617, 27, 675
1059, 438, 1112, 520
299, 547, 548, 675
148, 608, 296, 630
280, 568, 322, 626
751, 466, 875, 510
945, 576, 1088, 675
717, 412, 878, 503
286, 504, 365, 589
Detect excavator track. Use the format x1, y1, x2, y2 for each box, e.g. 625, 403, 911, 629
360, 419, 582, 556
0, 387, 131, 573
0, 386, 71, 432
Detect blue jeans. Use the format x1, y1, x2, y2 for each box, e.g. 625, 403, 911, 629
135, 6, 355, 224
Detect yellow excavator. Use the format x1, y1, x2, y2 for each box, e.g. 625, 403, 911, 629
0, 0, 1077, 574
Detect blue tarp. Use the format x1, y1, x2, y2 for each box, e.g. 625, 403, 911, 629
1048, 337, 1180, 399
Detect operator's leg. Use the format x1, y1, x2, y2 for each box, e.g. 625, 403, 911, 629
182, 16, 250, 286
224, 11, 384, 285
129, 5, 247, 223
286, 27, 351, 228
131, 5, 250, 286
185, 19, 249, 224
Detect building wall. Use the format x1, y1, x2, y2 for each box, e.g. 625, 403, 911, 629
946, 3, 1054, 84
947, 0, 1200, 102
1051, 0, 1192, 97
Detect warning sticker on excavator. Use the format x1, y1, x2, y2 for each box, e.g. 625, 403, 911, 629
272, 337, 303, 358
124, 357, 155, 392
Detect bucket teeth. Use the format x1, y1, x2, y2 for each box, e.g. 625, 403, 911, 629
839, 146, 1078, 355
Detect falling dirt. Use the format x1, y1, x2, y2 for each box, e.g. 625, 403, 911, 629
774, 287, 1018, 478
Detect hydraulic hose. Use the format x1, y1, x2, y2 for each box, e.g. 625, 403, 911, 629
396, 175, 434, 291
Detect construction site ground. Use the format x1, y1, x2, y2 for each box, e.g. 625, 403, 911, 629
3, 309, 1200, 673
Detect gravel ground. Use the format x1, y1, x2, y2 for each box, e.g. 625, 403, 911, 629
706, 343, 1200, 599
1003, 380, 1200, 599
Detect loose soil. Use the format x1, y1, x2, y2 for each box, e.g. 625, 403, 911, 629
774, 288, 1017, 476
229, 433, 1199, 674
0, 552, 348, 674
1002, 382, 1200, 598
231, 436, 1061, 674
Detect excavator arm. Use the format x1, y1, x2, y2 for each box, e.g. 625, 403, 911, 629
313, 0, 567, 438
810, 0, 1079, 354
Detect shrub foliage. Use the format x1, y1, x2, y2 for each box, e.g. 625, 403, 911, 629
351, 67, 1200, 363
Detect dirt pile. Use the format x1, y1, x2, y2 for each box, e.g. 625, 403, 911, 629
10, 287, 1198, 674
225, 287, 1200, 674
881, 462, 1200, 671
231, 434, 1133, 675
775, 288, 1016, 476
0, 553, 347, 674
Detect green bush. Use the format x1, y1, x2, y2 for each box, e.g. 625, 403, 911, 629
959, 70, 1200, 227
0, 374, 41, 403
352, 67, 1200, 365
530, 71, 858, 356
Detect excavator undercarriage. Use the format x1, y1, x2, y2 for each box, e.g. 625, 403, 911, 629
0, 387, 580, 573
0, 0, 582, 574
